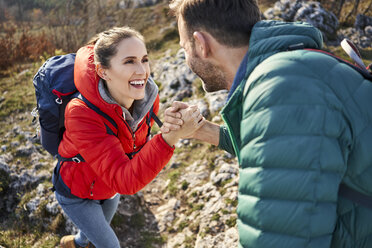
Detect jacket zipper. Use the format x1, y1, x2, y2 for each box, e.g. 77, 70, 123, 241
90, 180, 95, 197
117, 108, 141, 151
116, 107, 149, 151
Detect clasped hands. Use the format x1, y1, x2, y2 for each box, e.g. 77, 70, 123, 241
161, 101, 205, 145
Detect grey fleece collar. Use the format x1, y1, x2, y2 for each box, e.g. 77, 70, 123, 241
98, 77, 158, 131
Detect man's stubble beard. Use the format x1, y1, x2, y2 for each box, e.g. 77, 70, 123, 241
188, 51, 228, 93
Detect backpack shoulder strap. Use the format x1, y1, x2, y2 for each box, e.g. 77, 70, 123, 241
59, 97, 163, 161
287, 42, 372, 82
148, 105, 163, 127
58, 94, 118, 163
145, 104, 163, 140
77, 94, 118, 136
304, 48, 372, 81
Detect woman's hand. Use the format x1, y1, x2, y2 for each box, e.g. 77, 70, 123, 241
177, 105, 205, 138
161, 101, 188, 133
161, 104, 205, 146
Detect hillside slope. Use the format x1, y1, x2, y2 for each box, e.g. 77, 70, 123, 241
0, 0, 372, 247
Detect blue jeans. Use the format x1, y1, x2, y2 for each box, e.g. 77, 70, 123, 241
55, 192, 120, 248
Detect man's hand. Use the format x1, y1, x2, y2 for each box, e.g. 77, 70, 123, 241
161, 101, 189, 133
161, 101, 221, 146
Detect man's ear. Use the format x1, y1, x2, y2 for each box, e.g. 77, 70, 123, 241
96, 64, 108, 80
193, 31, 210, 58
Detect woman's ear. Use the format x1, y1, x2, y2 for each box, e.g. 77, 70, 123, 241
193, 31, 210, 58
96, 64, 108, 80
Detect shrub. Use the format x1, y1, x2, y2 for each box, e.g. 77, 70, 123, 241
0, 21, 56, 71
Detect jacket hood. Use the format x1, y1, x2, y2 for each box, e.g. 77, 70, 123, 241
74, 45, 157, 120
249, 20, 323, 55
74, 45, 108, 108
245, 20, 323, 78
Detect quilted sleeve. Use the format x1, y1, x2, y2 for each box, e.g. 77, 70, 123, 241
64, 100, 174, 195
237, 53, 352, 247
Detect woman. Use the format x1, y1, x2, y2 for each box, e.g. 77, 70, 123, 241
55, 27, 204, 248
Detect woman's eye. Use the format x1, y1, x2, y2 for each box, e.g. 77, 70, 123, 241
124, 60, 134, 64
142, 58, 149, 63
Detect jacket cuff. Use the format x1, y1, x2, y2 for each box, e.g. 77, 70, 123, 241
154, 133, 176, 150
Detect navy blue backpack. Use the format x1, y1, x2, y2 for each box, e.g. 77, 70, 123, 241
32, 54, 162, 157
32, 54, 77, 156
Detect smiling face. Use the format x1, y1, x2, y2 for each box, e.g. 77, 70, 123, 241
100, 36, 150, 109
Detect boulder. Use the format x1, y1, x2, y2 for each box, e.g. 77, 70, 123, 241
355, 14, 372, 30
264, 0, 339, 41
338, 27, 372, 49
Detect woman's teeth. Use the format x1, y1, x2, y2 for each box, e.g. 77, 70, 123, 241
130, 80, 145, 86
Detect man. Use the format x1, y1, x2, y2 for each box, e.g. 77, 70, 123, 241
162, 0, 372, 247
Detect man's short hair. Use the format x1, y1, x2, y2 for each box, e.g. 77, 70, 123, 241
170, 0, 261, 47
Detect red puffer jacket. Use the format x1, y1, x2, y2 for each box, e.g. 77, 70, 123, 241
57, 45, 174, 200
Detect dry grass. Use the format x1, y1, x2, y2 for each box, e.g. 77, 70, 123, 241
0, 21, 56, 72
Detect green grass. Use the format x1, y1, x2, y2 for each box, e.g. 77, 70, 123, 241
225, 198, 238, 207
181, 180, 189, 190
221, 209, 230, 215
184, 235, 196, 248
211, 213, 220, 221
360, 48, 372, 66
140, 231, 166, 248
0, 230, 60, 248
167, 169, 181, 196
0, 60, 43, 139
192, 78, 206, 99
226, 216, 237, 228
0, 68, 37, 120
178, 221, 188, 231
129, 213, 146, 228
192, 203, 204, 211
0, 168, 10, 194
0, 213, 61, 248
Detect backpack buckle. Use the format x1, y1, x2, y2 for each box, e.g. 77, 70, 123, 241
72, 157, 81, 163
55, 98, 63, 105
31, 107, 38, 123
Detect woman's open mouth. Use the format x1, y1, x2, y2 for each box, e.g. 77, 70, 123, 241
129, 79, 145, 89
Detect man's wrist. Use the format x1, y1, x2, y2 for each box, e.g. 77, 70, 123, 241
187, 120, 220, 146
161, 132, 181, 147
187, 128, 199, 139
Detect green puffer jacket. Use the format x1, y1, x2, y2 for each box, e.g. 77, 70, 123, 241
219, 20, 372, 248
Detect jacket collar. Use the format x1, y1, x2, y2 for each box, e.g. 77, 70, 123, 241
220, 20, 324, 159
98, 78, 158, 131
227, 51, 250, 101
225, 20, 323, 104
